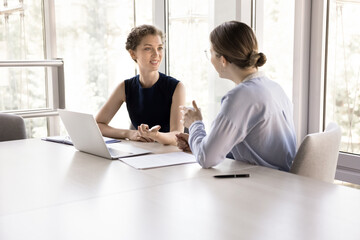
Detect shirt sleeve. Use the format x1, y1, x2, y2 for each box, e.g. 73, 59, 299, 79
188, 113, 238, 168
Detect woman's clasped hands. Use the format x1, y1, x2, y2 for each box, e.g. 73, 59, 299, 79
134, 124, 161, 142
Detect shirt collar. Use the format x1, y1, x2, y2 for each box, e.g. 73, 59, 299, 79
242, 71, 265, 83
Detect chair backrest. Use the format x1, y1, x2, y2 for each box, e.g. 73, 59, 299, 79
290, 122, 341, 183
0, 113, 27, 142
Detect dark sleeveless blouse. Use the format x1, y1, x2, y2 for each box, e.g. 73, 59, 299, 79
124, 72, 179, 133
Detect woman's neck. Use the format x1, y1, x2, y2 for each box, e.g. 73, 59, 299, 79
231, 67, 258, 85
138, 70, 159, 88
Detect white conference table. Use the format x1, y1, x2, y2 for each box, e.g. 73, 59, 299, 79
1, 138, 360, 240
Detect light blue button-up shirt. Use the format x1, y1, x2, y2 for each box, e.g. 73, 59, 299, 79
188, 72, 296, 171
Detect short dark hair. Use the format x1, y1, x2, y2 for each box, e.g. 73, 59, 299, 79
125, 24, 164, 51
210, 21, 266, 69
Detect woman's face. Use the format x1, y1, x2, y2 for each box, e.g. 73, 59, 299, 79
130, 34, 163, 72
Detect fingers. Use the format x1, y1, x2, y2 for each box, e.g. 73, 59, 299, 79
175, 133, 191, 152
177, 139, 187, 149
139, 124, 149, 131
177, 140, 191, 152
138, 124, 149, 135
141, 137, 154, 142
179, 105, 194, 113
137, 126, 144, 135
138, 136, 154, 142
192, 100, 199, 111
183, 146, 192, 153
179, 105, 186, 111
179, 101, 200, 114
176, 133, 189, 141
137, 124, 159, 143
150, 125, 161, 132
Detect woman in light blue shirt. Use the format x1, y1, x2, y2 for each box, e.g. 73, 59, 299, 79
177, 21, 296, 171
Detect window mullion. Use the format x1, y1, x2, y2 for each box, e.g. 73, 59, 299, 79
308, 0, 328, 134
43, 0, 61, 136
153, 0, 167, 74
292, 0, 312, 146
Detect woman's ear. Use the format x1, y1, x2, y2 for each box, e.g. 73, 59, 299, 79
220, 56, 228, 67
129, 50, 137, 61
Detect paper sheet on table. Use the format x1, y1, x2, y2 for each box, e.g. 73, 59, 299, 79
42, 136, 120, 145
119, 151, 196, 169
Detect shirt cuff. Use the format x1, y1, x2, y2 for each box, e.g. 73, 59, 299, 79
189, 120, 204, 133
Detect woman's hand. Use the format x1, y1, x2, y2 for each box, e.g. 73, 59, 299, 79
176, 133, 191, 153
127, 130, 148, 142
180, 100, 203, 129
137, 124, 161, 142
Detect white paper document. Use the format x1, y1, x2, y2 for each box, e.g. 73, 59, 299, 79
42, 135, 121, 145
119, 151, 196, 169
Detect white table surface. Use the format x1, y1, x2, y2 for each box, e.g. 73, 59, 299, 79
1, 139, 360, 240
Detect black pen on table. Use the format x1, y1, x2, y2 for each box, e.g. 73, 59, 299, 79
213, 173, 250, 178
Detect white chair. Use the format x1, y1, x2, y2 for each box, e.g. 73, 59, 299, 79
0, 113, 27, 141
290, 122, 341, 183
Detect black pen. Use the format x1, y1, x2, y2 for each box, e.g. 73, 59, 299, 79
213, 173, 250, 178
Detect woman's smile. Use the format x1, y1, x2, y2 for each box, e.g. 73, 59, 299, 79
150, 60, 160, 66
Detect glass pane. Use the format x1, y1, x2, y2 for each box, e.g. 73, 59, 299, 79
0, 0, 44, 60
168, 0, 210, 125
135, 0, 153, 25
325, 0, 360, 154
24, 117, 48, 139
0, 0, 46, 111
256, 0, 294, 99
0, 67, 47, 111
55, 0, 141, 129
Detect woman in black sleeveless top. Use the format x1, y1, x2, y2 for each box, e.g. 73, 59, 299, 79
96, 25, 185, 145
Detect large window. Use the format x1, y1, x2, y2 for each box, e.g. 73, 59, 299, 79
325, 0, 360, 155
55, 0, 152, 131
168, 0, 211, 126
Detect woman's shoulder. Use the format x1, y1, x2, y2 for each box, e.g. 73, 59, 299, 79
221, 77, 270, 112
229, 74, 274, 98
158, 72, 180, 90
124, 75, 140, 91
159, 72, 179, 83
125, 75, 139, 84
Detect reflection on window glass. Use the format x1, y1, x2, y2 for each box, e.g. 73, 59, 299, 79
326, 0, 360, 154
168, 0, 210, 125
0, 0, 46, 111
257, 0, 294, 99
55, 1, 151, 129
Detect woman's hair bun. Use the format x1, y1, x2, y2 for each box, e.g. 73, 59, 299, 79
246, 51, 266, 68
255, 52, 267, 67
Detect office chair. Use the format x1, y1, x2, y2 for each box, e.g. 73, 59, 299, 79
290, 122, 341, 183
0, 113, 27, 141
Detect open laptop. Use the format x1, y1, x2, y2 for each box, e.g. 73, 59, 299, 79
58, 109, 151, 159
